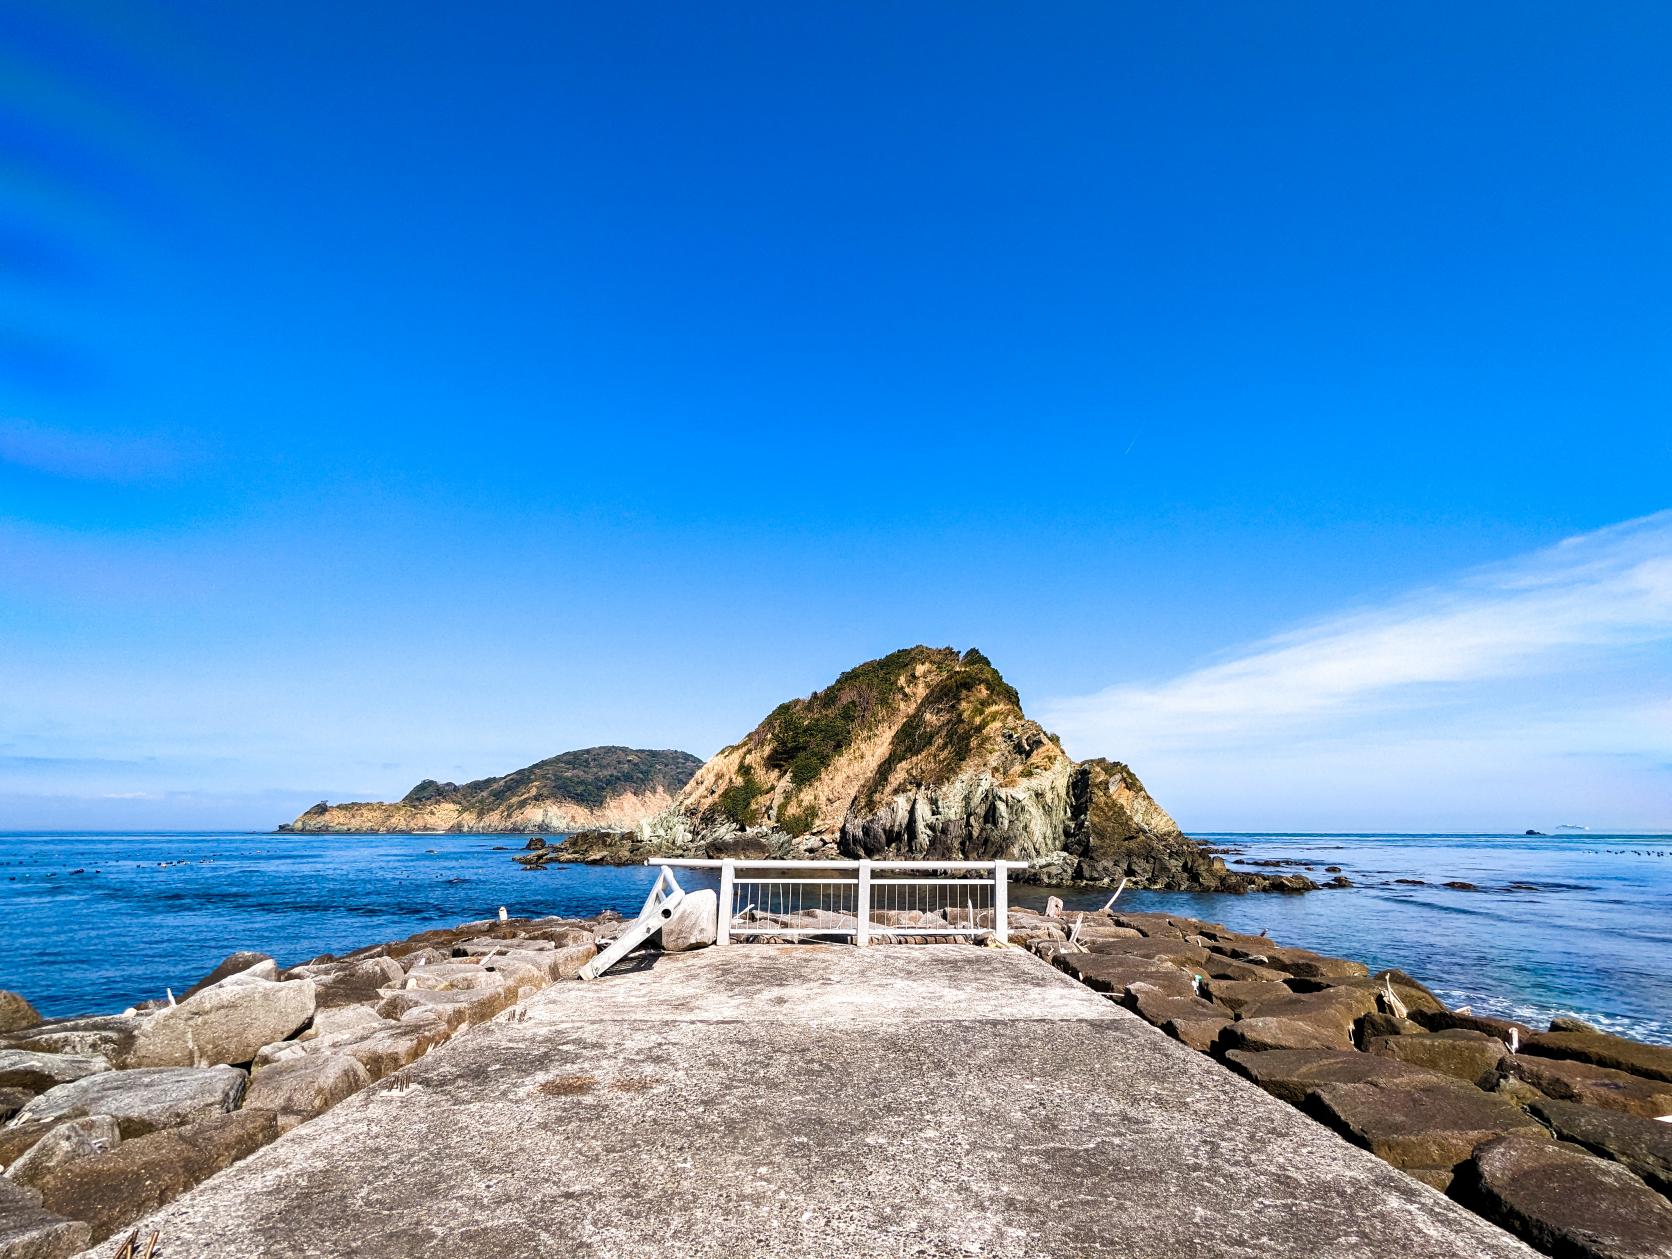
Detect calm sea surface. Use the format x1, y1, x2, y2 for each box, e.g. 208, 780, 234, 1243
1, 830, 1667, 1044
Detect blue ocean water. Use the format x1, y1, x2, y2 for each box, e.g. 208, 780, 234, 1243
0, 831, 1667, 1044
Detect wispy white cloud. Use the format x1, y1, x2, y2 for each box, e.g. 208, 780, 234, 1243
1041, 512, 1672, 830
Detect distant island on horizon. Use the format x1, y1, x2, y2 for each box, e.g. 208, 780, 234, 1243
281, 646, 1322, 893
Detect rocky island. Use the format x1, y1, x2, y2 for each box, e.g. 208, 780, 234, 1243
549, 647, 1327, 893
281, 746, 702, 835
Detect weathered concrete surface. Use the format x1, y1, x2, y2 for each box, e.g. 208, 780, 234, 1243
78, 947, 1537, 1259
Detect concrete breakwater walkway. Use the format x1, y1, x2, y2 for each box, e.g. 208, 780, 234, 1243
90, 947, 1534, 1259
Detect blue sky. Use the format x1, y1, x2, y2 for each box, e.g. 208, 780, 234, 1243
2, 3, 1669, 831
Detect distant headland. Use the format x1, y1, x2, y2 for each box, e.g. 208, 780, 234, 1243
284, 646, 1329, 894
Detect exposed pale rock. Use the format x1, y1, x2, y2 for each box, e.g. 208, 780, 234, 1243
0, 1018, 140, 1068
127, 978, 315, 1069
181, 953, 276, 1000
660, 890, 718, 952
400, 963, 503, 993
1459, 1133, 1672, 1259
301, 1004, 385, 1041
4, 1116, 120, 1189
375, 990, 474, 1034
308, 958, 405, 1009
9, 1067, 245, 1138
243, 1054, 369, 1132
0, 1054, 108, 1096
397, 947, 448, 971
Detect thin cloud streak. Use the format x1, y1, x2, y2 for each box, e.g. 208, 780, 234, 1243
1043, 511, 1672, 755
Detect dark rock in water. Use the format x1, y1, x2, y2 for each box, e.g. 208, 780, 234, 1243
1457, 1133, 1672, 1259
1299, 968, 1449, 1019
1505, 1054, 1672, 1119
1524, 1030, 1672, 1084
181, 950, 274, 1000
1444, 880, 1480, 891
1413, 1009, 1536, 1046
1224, 1048, 1443, 1105
0, 1174, 91, 1259
1364, 1029, 1509, 1089
1524, 829, 1545, 835
523, 836, 546, 850
1550, 1015, 1602, 1034
1324, 875, 1353, 888
0, 990, 41, 1035
1304, 1078, 1547, 1174
1528, 1098, 1672, 1196
1239, 945, 1368, 981
1394, 878, 1428, 885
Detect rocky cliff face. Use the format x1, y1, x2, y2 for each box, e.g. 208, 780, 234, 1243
281, 746, 703, 834
561, 647, 1308, 892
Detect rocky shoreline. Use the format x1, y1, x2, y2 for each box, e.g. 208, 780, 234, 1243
1007, 903, 1672, 1257
0, 912, 619, 1255
2, 905, 1669, 1257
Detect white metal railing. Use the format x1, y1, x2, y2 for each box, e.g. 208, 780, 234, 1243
646, 858, 1028, 946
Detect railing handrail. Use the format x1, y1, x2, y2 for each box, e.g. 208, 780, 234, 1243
646, 855, 1020, 946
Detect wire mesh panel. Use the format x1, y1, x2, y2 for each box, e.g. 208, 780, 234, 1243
647, 857, 1024, 947
729, 874, 861, 940
866, 875, 995, 940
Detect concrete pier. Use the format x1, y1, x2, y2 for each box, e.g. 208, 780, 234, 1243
86, 947, 1535, 1258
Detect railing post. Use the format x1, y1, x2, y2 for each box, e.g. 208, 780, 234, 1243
992, 860, 1009, 945
856, 859, 871, 946
717, 859, 735, 946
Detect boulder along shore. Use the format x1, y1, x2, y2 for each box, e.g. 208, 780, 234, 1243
2, 906, 1669, 1258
